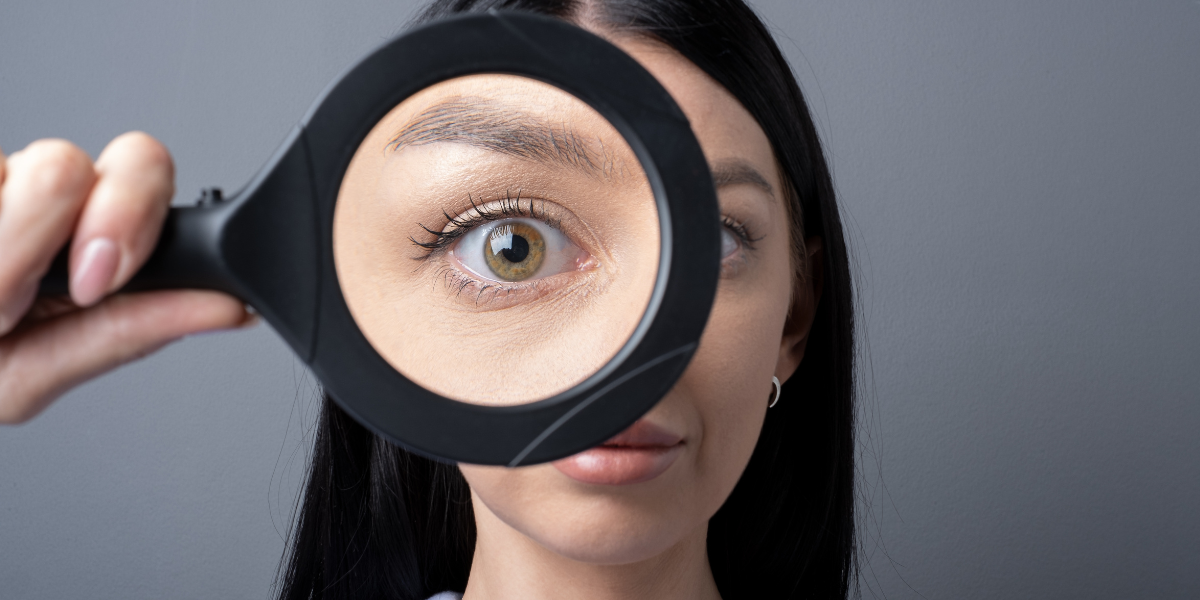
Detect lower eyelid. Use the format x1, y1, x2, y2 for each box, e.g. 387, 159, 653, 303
719, 235, 753, 278
433, 262, 593, 311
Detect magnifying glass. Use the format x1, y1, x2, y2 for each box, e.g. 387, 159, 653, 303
38, 10, 720, 466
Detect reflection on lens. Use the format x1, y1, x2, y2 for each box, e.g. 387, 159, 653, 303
485, 221, 543, 280
333, 74, 660, 406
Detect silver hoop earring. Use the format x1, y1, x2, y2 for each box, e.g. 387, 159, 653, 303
768, 376, 782, 408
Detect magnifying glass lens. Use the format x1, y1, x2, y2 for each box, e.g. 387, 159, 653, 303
334, 74, 660, 406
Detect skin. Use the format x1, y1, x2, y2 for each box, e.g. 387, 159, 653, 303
0, 34, 821, 600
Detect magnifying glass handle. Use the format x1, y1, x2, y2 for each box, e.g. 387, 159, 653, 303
37, 200, 239, 298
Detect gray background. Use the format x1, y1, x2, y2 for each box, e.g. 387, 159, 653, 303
1, 1, 1197, 598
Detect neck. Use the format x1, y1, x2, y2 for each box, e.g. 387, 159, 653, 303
461, 492, 722, 600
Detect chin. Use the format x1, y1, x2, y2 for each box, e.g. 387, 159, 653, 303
520, 503, 688, 565
469, 465, 698, 565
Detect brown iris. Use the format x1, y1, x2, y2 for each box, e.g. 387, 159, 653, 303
484, 222, 546, 281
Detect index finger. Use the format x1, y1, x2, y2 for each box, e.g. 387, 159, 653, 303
69, 132, 174, 307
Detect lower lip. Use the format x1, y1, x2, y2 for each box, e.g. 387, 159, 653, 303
553, 444, 684, 485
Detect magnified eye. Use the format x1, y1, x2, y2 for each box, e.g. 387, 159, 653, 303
452, 217, 586, 283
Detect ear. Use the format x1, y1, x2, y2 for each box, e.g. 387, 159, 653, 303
775, 236, 824, 384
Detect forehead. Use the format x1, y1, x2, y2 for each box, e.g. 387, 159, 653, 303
390, 74, 603, 120
610, 38, 780, 187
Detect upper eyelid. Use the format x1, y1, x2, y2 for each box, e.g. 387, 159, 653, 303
721, 214, 763, 248
409, 191, 559, 256
447, 191, 554, 231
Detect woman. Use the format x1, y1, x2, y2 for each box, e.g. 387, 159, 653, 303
0, 0, 856, 598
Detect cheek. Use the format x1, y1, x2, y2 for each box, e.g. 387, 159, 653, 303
454, 243, 794, 564
675, 267, 794, 499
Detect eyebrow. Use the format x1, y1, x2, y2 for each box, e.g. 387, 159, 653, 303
388, 96, 617, 177
710, 160, 774, 195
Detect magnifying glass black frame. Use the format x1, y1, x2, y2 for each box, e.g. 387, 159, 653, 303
40, 10, 720, 466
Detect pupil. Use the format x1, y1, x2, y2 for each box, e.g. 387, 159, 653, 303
501, 235, 530, 263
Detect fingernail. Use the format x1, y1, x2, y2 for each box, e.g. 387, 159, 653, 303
0, 280, 37, 336
71, 238, 120, 307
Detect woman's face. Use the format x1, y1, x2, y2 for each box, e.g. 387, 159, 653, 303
334, 38, 814, 564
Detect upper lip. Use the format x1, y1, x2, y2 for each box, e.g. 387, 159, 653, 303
599, 419, 683, 448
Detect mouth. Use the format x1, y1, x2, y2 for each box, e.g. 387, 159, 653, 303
552, 419, 685, 485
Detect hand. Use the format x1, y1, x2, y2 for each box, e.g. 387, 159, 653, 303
0, 132, 252, 424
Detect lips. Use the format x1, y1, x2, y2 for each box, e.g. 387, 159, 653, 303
552, 419, 684, 485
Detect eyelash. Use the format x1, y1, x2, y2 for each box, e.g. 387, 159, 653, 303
410, 191, 758, 290
409, 190, 560, 258
429, 262, 557, 306
722, 215, 761, 250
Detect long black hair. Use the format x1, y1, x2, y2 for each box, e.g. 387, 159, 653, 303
276, 1, 857, 598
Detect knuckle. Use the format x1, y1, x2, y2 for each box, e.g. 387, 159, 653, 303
0, 377, 36, 426
95, 133, 176, 207
20, 139, 94, 201
103, 131, 175, 175
0, 399, 37, 425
